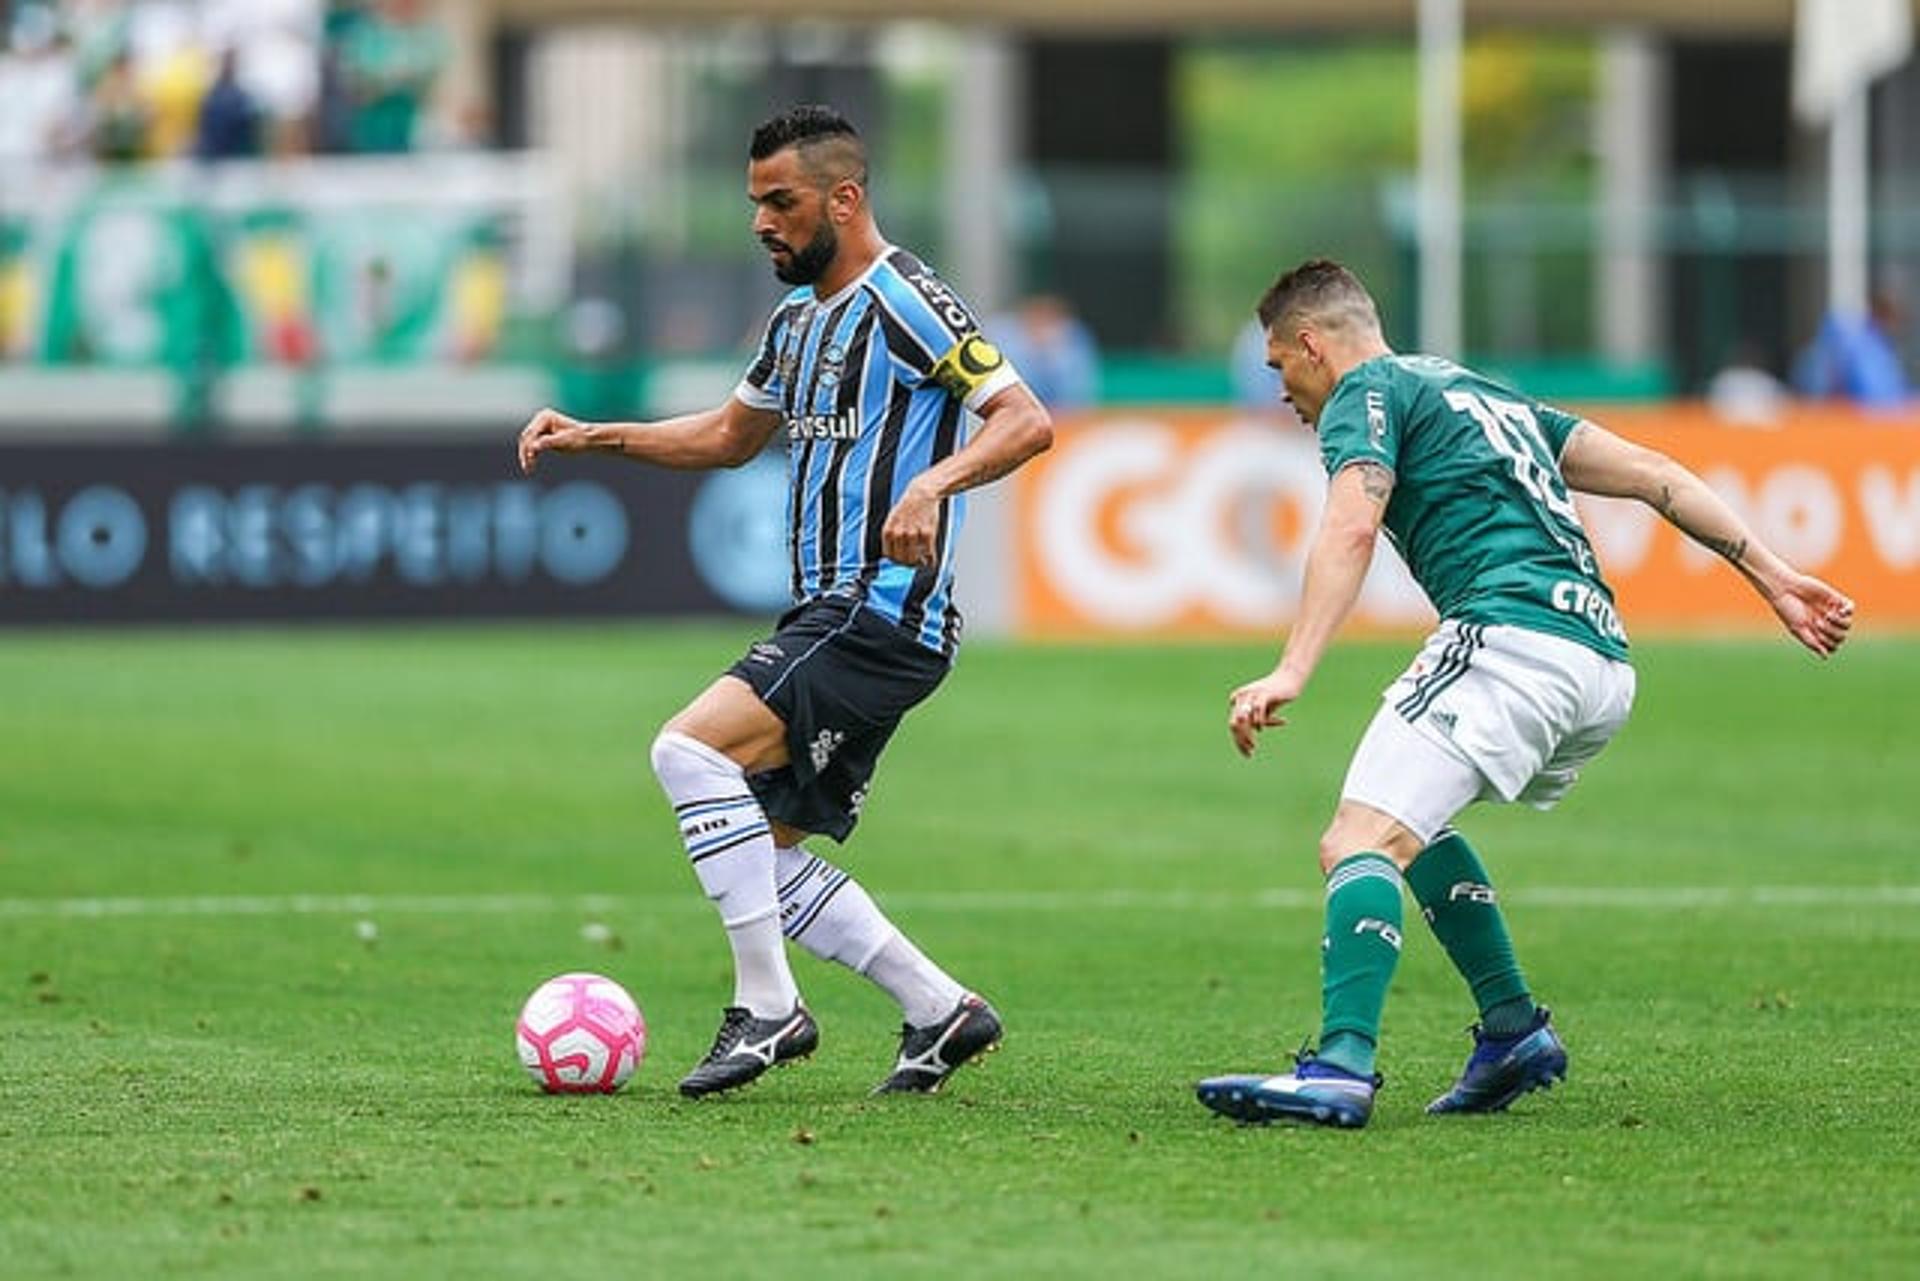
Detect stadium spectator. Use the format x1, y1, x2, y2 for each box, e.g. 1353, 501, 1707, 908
315, 0, 370, 152
338, 0, 446, 154
516, 105, 1052, 1102
1198, 259, 1853, 1130
1706, 340, 1791, 426
312, 40, 355, 153
194, 49, 258, 160
1230, 316, 1285, 409
202, 0, 325, 157
141, 29, 213, 159
1791, 290, 1911, 408
0, 10, 81, 163
987, 293, 1100, 412
85, 48, 149, 163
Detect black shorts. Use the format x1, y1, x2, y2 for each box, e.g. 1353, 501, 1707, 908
725, 595, 951, 842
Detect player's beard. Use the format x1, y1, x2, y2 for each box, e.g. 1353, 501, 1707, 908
770, 223, 838, 286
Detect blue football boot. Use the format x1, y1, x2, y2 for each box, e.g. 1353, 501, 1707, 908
1197, 1051, 1380, 1129
1426, 1006, 1567, 1115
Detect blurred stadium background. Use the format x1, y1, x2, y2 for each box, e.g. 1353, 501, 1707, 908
2, 0, 1917, 637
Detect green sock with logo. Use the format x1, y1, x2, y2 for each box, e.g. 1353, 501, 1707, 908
1405, 829, 1537, 1038
1315, 852, 1405, 1078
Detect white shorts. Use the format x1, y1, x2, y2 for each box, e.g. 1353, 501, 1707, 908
1340, 621, 1637, 844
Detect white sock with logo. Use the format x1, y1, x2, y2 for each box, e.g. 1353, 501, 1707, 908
650, 731, 799, 1018
774, 844, 964, 1028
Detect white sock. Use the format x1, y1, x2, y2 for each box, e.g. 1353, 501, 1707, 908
863, 934, 968, 1030
651, 731, 799, 1018
774, 844, 964, 1027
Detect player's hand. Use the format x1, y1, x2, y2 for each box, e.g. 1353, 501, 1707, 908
1768, 571, 1855, 658
1228, 670, 1305, 758
517, 407, 592, 475
881, 479, 942, 568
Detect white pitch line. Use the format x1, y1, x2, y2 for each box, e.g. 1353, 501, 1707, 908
0, 885, 1917, 920
883, 886, 1920, 910
0, 893, 635, 919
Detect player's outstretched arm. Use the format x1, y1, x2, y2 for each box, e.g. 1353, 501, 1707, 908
1560, 421, 1855, 657
1228, 461, 1392, 756
880, 383, 1052, 568
517, 397, 782, 475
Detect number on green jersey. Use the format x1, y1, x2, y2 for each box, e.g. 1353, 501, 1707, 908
1442, 390, 1578, 522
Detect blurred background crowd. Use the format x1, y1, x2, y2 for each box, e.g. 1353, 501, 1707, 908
0, 0, 456, 165
0, 0, 1916, 432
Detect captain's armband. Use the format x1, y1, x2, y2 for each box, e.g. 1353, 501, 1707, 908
928, 334, 1007, 402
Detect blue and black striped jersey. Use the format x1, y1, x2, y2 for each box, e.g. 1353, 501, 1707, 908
733, 246, 1022, 656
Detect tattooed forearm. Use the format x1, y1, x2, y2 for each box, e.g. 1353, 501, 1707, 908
930, 450, 1026, 492
1701, 534, 1748, 566
1653, 472, 1748, 567
913, 395, 1052, 498
1355, 462, 1394, 503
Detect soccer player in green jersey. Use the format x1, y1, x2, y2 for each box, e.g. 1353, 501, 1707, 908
1196, 259, 1854, 1129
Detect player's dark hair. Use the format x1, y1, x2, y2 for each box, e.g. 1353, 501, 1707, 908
749, 105, 867, 188
1256, 258, 1381, 337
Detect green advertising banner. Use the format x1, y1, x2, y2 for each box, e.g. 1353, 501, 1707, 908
0, 170, 514, 375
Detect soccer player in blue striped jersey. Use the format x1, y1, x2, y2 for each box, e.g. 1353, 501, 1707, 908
736, 227, 1016, 653
518, 105, 1052, 1099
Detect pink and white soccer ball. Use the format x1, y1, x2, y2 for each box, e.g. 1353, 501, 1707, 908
515, 972, 646, 1093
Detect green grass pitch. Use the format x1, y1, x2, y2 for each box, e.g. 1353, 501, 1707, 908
2, 625, 1916, 1278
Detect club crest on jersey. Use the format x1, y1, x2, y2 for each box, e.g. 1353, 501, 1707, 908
817, 343, 847, 387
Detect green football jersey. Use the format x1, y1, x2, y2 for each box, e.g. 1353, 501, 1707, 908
1315, 353, 1629, 661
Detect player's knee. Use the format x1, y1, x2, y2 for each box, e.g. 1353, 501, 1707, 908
648, 728, 677, 778
1317, 830, 1355, 877
650, 727, 730, 785
649, 730, 682, 785
1318, 808, 1424, 875
768, 819, 810, 851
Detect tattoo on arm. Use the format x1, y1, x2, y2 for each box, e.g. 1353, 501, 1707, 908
1656, 475, 1747, 566
941, 452, 1025, 491
1354, 462, 1394, 504
1702, 534, 1748, 566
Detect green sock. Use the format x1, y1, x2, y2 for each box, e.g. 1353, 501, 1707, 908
1405, 829, 1536, 1037
1316, 852, 1404, 1078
